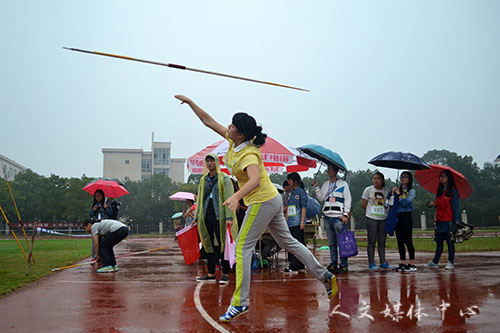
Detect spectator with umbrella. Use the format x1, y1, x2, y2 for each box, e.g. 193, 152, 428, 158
83, 178, 129, 260
417, 165, 472, 270
368, 151, 430, 272
300, 145, 352, 274
392, 171, 417, 273
89, 189, 113, 222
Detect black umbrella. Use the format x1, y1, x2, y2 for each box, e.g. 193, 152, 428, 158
368, 152, 430, 171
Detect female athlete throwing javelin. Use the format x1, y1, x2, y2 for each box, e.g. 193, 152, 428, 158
175, 95, 337, 323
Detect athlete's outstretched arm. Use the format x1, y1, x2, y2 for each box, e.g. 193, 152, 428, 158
175, 95, 227, 138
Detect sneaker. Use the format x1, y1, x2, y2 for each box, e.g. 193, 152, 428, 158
426, 261, 439, 268
283, 268, 299, 274
219, 305, 249, 322
369, 263, 378, 271
445, 262, 455, 270
338, 266, 349, 274
196, 275, 216, 282
96, 266, 114, 273
113, 265, 119, 272
219, 275, 229, 285
407, 264, 418, 272
394, 263, 407, 272
323, 273, 338, 299
379, 263, 395, 269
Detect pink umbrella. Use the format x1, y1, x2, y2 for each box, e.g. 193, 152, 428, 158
82, 179, 129, 198
187, 137, 316, 175
169, 192, 195, 201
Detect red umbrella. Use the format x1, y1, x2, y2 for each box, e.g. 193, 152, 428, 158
187, 137, 316, 175
83, 179, 129, 198
415, 164, 473, 199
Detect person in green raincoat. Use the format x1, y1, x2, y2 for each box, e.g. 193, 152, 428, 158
195, 153, 238, 285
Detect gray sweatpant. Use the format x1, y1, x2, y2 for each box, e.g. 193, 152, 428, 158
230, 194, 329, 307
366, 217, 387, 265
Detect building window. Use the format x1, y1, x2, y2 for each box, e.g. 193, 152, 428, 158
154, 168, 170, 177
141, 159, 152, 172
154, 148, 170, 165
125, 160, 130, 164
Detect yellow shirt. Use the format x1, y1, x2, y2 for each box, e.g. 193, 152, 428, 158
223, 136, 278, 205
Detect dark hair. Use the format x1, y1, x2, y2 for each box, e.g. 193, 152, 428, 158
186, 199, 195, 205
399, 171, 413, 192
328, 164, 339, 173
93, 189, 105, 206
232, 112, 267, 147
436, 170, 456, 197
282, 180, 289, 187
205, 155, 216, 162
373, 172, 385, 187
287, 172, 305, 189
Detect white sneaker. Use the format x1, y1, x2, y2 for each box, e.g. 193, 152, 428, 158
445, 262, 455, 270
426, 261, 439, 268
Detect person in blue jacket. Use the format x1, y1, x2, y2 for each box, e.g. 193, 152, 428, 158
392, 171, 417, 272
284, 172, 308, 273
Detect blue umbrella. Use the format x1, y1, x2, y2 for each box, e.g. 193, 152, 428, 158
368, 151, 430, 170
298, 145, 347, 171
171, 212, 183, 219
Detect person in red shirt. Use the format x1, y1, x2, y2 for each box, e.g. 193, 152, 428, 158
426, 170, 460, 270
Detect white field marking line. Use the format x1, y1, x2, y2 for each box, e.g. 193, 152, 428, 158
54, 270, 467, 286
194, 282, 231, 333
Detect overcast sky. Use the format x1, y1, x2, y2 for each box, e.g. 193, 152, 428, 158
1, 0, 499, 180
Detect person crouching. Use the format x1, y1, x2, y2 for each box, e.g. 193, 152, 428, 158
84, 219, 129, 273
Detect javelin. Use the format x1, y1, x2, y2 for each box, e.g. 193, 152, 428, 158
6, 182, 32, 253
63, 47, 310, 92
51, 245, 171, 272
0, 204, 28, 261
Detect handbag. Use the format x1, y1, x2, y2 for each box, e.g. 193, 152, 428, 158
336, 225, 358, 258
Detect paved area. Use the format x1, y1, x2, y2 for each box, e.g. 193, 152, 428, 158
1, 237, 499, 332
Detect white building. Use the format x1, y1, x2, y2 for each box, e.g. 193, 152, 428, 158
102, 134, 186, 183
0, 154, 27, 181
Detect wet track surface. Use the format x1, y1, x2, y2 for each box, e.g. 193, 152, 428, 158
1, 237, 500, 332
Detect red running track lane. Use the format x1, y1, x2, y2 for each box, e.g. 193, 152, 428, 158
1, 237, 500, 332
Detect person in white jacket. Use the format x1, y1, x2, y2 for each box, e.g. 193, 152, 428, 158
313, 164, 352, 273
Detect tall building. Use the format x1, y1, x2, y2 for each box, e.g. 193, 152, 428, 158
0, 154, 27, 181
102, 133, 186, 183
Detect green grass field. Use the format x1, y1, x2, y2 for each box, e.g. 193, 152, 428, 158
315, 237, 500, 252
0, 239, 91, 296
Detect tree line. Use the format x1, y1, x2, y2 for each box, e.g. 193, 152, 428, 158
1, 149, 498, 233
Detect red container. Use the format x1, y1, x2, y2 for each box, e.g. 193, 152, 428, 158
176, 224, 200, 265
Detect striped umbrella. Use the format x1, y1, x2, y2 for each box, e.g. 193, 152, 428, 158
187, 137, 316, 175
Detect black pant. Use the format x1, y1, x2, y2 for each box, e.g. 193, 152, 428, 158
396, 212, 415, 260
100, 227, 129, 267
205, 201, 230, 275
288, 225, 305, 270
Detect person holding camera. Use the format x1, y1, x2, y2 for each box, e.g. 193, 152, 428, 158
89, 189, 113, 221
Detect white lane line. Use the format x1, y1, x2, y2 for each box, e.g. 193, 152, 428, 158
54, 271, 467, 285
194, 282, 231, 333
